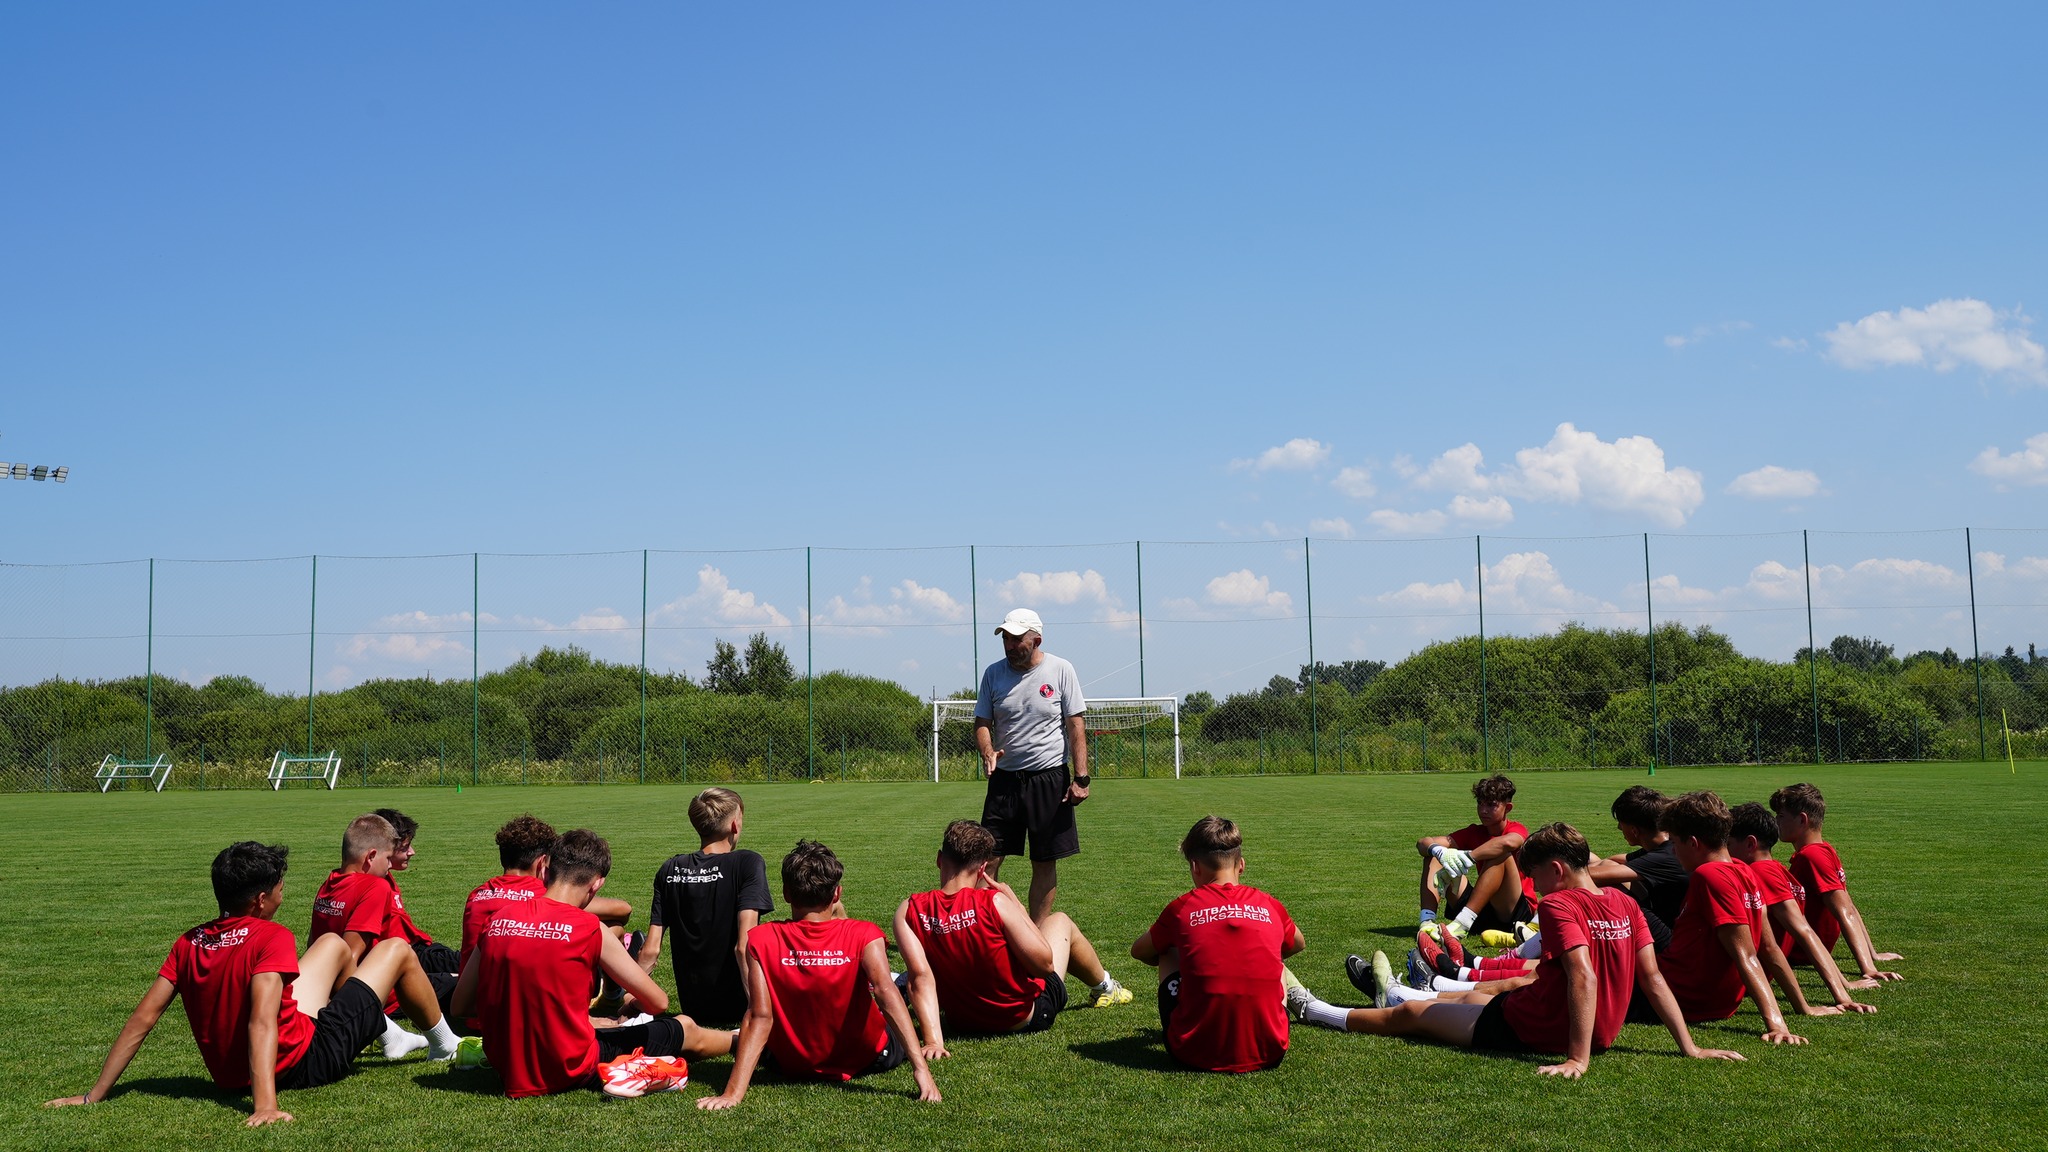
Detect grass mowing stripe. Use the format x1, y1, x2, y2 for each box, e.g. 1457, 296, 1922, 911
8, 763, 2044, 1151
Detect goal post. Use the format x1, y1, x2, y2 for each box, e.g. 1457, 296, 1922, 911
930, 696, 1182, 781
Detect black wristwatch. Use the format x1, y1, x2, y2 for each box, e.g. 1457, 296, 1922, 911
1073, 774, 1091, 787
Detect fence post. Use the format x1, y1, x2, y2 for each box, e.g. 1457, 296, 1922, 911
1966, 527, 1986, 761
145, 558, 155, 758
1476, 536, 1490, 771
1803, 530, 1820, 765
1421, 727, 1428, 773
640, 549, 648, 784
306, 555, 318, 755
969, 545, 980, 680
806, 546, 815, 779
1304, 537, 1318, 774
200, 741, 207, 790
1644, 533, 1658, 777
474, 552, 482, 786
1136, 540, 1148, 776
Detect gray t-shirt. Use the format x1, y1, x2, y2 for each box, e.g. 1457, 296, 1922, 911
974, 654, 1086, 773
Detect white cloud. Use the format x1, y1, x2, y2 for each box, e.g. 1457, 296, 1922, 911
1376, 551, 1617, 623
1367, 508, 1449, 534
1970, 433, 2048, 488
339, 609, 483, 663
1411, 444, 1493, 493
1726, 465, 1822, 500
1822, 298, 2047, 382
819, 577, 967, 629
1448, 494, 1515, 527
1331, 466, 1376, 499
1231, 437, 1331, 473
1503, 423, 1705, 527
1309, 517, 1355, 539
998, 569, 1111, 606
1203, 569, 1293, 613
1664, 320, 1752, 349
656, 565, 790, 628
1976, 551, 2048, 580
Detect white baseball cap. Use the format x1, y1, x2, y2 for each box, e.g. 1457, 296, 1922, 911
994, 608, 1043, 636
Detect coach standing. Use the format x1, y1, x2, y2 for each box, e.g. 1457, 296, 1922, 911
975, 608, 1088, 923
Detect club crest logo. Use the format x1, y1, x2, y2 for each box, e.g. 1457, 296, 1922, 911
1039, 683, 1055, 698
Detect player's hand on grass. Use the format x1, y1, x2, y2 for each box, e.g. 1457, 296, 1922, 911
697, 1093, 743, 1111
245, 1108, 293, 1127
912, 1071, 942, 1102
44, 1095, 93, 1108
1801, 1004, 1844, 1017
1691, 1048, 1745, 1062
1837, 1000, 1878, 1014
922, 1040, 951, 1062
1846, 976, 1882, 991
1761, 1027, 1808, 1045
1536, 1058, 1588, 1079
1861, 970, 1904, 982
1875, 952, 1904, 962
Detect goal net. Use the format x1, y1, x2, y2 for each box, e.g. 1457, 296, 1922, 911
930, 696, 1182, 781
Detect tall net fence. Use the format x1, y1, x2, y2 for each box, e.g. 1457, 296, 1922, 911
3, 529, 2043, 791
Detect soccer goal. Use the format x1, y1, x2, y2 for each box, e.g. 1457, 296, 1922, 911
269, 750, 342, 791
95, 753, 173, 793
930, 697, 1182, 781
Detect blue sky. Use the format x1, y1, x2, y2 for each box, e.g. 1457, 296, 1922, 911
2, 4, 2043, 696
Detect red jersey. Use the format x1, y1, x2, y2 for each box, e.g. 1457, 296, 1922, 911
902, 887, 1045, 1033
309, 869, 398, 942
1501, 886, 1646, 1053
1789, 842, 1847, 955
472, 895, 605, 1098
1449, 821, 1538, 903
1658, 859, 1768, 1022
748, 918, 890, 1081
1146, 883, 1295, 1073
460, 873, 548, 969
157, 916, 315, 1090
385, 879, 433, 945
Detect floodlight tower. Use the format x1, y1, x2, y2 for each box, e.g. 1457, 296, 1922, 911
0, 435, 69, 485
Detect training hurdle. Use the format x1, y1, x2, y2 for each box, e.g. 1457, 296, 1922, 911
269, 750, 342, 791
95, 754, 174, 793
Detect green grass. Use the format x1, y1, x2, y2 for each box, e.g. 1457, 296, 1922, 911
9, 763, 2046, 1151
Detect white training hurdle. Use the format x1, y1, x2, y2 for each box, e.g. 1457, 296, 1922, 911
95, 753, 173, 793
268, 750, 342, 791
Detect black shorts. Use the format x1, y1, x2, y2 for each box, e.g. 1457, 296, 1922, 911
278, 978, 384, 1090
982, 767, 1079, 862
596, 1015, 688, 1063
1018, 975, 1068, 1033
1156, 975, 1180, 1036
853, 1015, 910, 1078
1450, 891, 1536, 935
1469, 991, 1533, 1053
413, 940, 462, 974
386, 970, 461, 1020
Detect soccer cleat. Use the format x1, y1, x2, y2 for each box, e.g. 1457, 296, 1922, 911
1344, 954, 1376, 998
1514, 919, 1539, 946
1370, 951, 1394, 1010
454, 1036, 490, 1070
1284, 983, 1314, 1023
599, 1048, 689, 1099
1441, 918, 1470, 942
1478, 929, 1518, 949
1439, 926, 1467, 968
1081, 979, 1134, 1008
1404, 948, 1434, 990
1413, 929, 1455, 979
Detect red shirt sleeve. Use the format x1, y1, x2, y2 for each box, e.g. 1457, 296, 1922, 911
1701, 864, 1753, 928
1803, 845, 1847, 894
1541, 893, 1590, 957
1626, 897, 1650, 951
1147, 903, 1180, 956
251, 922, 301, 979
1273, 897, 1298, 946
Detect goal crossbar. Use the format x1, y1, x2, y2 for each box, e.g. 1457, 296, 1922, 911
95, 753, 173, 793
269, 750, 342, 791
931, 696, 1182, 780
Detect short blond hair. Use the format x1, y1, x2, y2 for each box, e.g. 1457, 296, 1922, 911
342, 813, 397, 864
689, 787, 744, 842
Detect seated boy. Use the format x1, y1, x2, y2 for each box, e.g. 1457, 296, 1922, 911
896, 820, 1129, 1057
1416, 774, 1535, 940
698, 840, 941, 1108
311, 813, 461, 1055
1629, 790, 1809, 1044
1769, 783, 1903, 983
1587, 785, 1689, 950
451, 828, 733, 1099
47, 842, 457, 1127
1132, 816, 1305, 1074
1729, 802, 1880, 1013
638, 787, 776, 1027
1291, 823, 1742, 1078
458, 814, 557, 973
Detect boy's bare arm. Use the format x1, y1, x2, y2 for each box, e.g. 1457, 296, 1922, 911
1587, 859, 1640, 887
1754, 923, 1836, 1018
862, 938, 940, 1102
244, 973, 292, 1127
1823, 889, 1902, 981
1633, 948, 1743, 1063
1131, 929, 1161, 966
892, 900, 948, 1061
598, 930, 668, 1015
698, 952, 773, 1110
1767, 902, 1877, 1007
638, 924, 664, 974
1470, 830, 1529, 866
1282, 925, 1306, 959
734, 910, 761, 980
45, 976, 177, 1108
450, 952, 480, 1020
1717, 924, 1806, 1044
990, 887, 1055, 977
1538, 947, 1597, 1079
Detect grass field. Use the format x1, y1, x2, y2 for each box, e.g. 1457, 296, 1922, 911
10, 763, 2046, 1151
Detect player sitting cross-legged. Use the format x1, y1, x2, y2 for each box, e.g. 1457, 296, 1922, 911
1290, 823, 1743, 1078
698, 840, 941, 1109
1769, 783, 1903, 983
1133, 816, 1306, 1074
895, 820, 1129, 1059
451, 828, 734, 1099
47, 842, 457, 1127
1416, 774, 1537, 942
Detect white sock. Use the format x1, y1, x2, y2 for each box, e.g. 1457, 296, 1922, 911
425, 1017, 462, 1060
1387, 983, 1437, 1004
1094, 976, 1120, 994
1453, 907, 1479, 932
1431, 976, 1478, 992
1302, 998, 1352, 1031
380, 1018, 426, 1059
1455, 966, 1478, 981
1516, 934, 1543, 959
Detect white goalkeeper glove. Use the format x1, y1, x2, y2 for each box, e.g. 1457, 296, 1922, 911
1432, 845, 1476, 880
